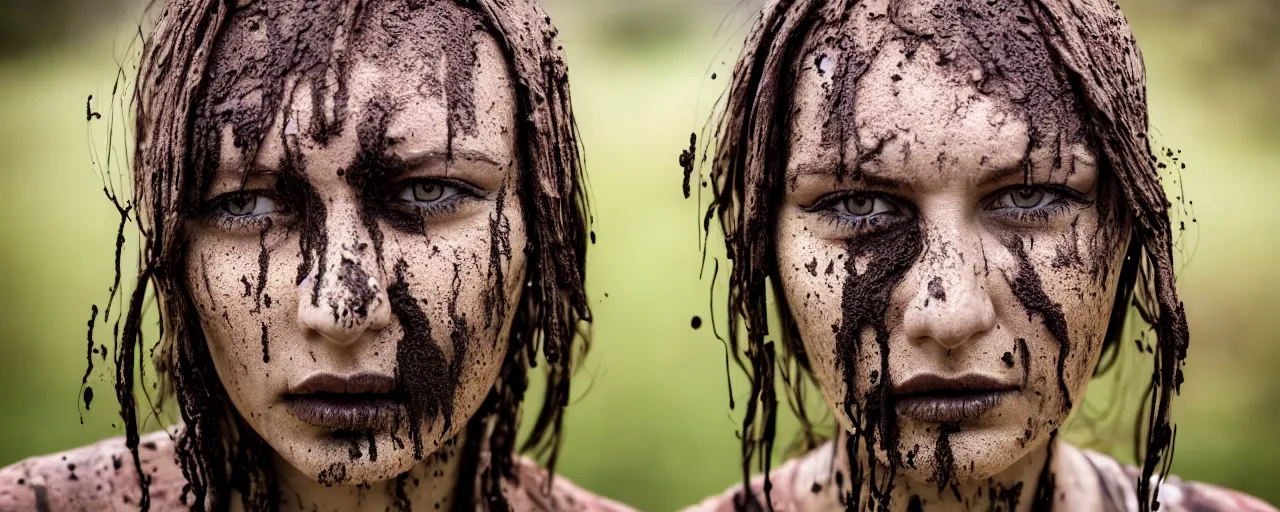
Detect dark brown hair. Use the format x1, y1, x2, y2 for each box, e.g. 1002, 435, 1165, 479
700, 1, 1188, 511
96, 0, 590, 510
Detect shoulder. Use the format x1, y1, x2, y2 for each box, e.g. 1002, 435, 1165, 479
1075, 447, 1277, 512
507, 457, 637, 512
682, 443, 839, 512
0, 429, 188, 512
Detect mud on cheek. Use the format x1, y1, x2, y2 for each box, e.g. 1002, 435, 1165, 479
833, 220, 924, 506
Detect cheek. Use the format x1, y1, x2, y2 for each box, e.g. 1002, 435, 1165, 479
1014, 212, 1125, 405
775, 211, 856, 419
184, 231, 299, 413
395, 196, 528, 422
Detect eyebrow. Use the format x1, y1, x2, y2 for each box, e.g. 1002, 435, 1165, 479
399, 149, 504, 169
978, 165, 1027, 188
214, 165, 277, 186
787, 162, 914, 192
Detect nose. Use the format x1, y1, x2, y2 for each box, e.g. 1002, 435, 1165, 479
297, 240, 392, 347
902, 224, 996, 351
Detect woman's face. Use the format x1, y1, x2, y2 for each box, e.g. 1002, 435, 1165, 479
183, 4, 524, 484
774, 4, 1128, 486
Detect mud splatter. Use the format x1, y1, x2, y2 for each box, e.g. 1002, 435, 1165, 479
388, 259, 454, 460
260, 323, 270, 364
333, 256, 378, 325
393, 473, 411, 511
681, 133, 697, 199
990, 480, 1024, 512
481, 187, 511, 334
343, 432, 362, 460
446, 261, 471, 413
1017, 338, 1031, 387
253, 227, 269, 311
928, 276, 946, 302
1004, 237, 1072, 409
1031, 430, 1058, 512
836, 219, 925, 510
933, 423, 959, 491
85, 95, 101, 121
33, 484, 50, 512
79, 305, 99, 416
316, 462, 348, 487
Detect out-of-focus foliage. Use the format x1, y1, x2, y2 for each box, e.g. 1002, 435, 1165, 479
1123, 0, 1280, 138
0, 1, 1276, 511
0, 0, 132, 55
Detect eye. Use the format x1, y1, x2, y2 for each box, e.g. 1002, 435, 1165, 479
997, 187, 1056, 209
833, 195, 899, 218
201, 191, 284, 232
220, 194, 278, 216
807, 192, 910, 237
987, 185, 1090, 224
394, 180, 461, 204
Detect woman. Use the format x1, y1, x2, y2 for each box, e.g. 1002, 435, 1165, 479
0, 0, 630, 510
687, 0, 1275, 511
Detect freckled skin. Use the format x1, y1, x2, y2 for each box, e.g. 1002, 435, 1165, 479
185, 13, 525, 507
772, 2, 1127, 509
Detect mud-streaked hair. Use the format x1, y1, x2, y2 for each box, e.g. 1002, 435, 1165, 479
100, 0, 590, 510
701, 1, 1187, 510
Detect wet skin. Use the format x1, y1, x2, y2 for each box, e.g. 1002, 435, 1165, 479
773, 4, 1128, 510
184, 6, 524, 509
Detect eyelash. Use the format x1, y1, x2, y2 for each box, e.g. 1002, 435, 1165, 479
201, 191, 282, 233
387, 178, 482, 217
807, 193, 910, 235
806, 185, 1089, 235
987, 185, 1091, 224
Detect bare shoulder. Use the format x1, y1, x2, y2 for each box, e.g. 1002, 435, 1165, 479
508, 457, 637, 512
682, 443, 838, 512
1078, 448, 1277, 512
0, 429, 187, 511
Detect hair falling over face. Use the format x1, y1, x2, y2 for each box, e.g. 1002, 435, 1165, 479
89, 0, 591, 510
697, 0, 1190, 511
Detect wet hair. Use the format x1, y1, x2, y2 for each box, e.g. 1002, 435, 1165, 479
97, 0, 590, 510
699, 0, 1188, 511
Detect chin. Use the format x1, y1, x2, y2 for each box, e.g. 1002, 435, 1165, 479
884, 421, 1033, 484
284, 437, 423, 486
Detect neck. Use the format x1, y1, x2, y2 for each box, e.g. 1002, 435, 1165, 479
808, 433, 1090, 512
265, 433, 467, 512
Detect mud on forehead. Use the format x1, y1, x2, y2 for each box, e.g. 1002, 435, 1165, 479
802, 0, 1086, 158
193, 0, 489, 177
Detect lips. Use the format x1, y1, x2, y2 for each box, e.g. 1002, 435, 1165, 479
283, 373, 402, 430
893, 374, 1019, 424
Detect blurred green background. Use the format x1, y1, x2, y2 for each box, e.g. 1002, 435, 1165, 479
0, 0, 1277, 510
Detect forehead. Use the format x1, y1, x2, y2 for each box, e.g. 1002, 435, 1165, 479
785, 0, 1087, 184
199, 0, 515, 173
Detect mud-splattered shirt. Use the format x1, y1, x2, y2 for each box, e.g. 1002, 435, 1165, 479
683, 441, 1276, 512
0, 429, 634, 511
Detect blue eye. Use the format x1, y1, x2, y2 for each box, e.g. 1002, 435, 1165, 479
987, 185, 1090, 224
994, 187, 1059, 210
203, 191, 283, 232
386, 178, 481, 220
808, 192, 909, 236
395, 181, 459, 204
219, 194, 279, 217
833, 195, 899, 218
